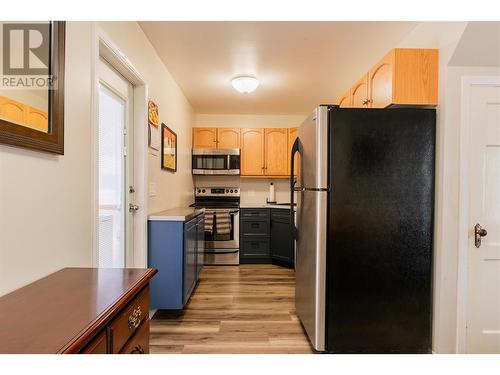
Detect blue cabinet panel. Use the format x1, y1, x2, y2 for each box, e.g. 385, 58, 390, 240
184, 218, 197, 305
148, 221, 184, 310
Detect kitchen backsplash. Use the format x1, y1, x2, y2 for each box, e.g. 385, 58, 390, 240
193, 176, 291, 205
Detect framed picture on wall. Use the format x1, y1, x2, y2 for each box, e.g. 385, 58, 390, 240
161, 123, 177, 172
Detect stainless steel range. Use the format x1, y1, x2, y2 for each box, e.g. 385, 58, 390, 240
193, 187, 240, 265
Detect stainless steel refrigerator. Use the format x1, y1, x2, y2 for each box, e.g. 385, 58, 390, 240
290, 105, 435, 353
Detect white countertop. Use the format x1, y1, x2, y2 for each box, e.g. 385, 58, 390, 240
239, 203, 294, 210
148, 207, 205, 222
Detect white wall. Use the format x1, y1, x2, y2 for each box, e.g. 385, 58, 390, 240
0, 22, 94, 296
194, 114, 306, 205
98, 22, 195, 215
0, 21, 194, 296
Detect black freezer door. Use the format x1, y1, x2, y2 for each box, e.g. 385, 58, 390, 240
326, 107, 435, 353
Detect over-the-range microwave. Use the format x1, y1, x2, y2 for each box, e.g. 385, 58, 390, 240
192, 148, 240, 175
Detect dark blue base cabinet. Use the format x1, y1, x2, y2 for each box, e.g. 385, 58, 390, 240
240, 208, 294, 268
148, 214, 204, 310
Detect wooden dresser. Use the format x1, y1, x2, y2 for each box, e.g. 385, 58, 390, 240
0, 267, 157, 354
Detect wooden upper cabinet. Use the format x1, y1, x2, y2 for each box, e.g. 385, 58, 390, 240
369, 50, 393, 108
240, 128, 265, 176
390, 48, 438, 106
193, 128, 217, 148
265, 128, 288, 176
336, 48, 438, 109
26, 107, 49, 132
217, 128, 240, 148
336, 90, 351, 108
350, 74, 369, 108
0, 96, 27, 124
288, 127, 299, 176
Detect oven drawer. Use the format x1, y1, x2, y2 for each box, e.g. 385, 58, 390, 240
241, 238, 270, 258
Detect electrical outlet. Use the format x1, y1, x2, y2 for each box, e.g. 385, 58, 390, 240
149, 182, 157, 197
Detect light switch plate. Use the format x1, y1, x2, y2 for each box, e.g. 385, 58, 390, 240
149, 182, 157, 197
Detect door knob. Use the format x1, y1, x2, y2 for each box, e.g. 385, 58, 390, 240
129, 203, 140, 213
474, 223, 488, 248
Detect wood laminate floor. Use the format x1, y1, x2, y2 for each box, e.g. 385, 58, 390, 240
150, 264, 315, 354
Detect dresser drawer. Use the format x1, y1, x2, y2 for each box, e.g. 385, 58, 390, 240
119, 319, 149, 354
109, 286, 149, 353
80, 330, 107, 354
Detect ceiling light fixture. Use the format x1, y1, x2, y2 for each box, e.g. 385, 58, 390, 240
231, 76, 260, 94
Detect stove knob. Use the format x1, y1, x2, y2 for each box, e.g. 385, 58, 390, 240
235, 189, 238, 193
202, 189, 206, 193
226, 189, 229, 193
197, 189, 201, 193
230, 189, 234, 193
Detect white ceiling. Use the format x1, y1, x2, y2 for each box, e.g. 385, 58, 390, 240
139, 22, 419, 115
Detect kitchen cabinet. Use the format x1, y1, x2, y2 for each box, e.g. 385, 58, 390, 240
270, 209, 294, 268
196, 214, 204, 278
193, 127, 240, 149
240, 208, 293, 268
240, 128, 290, 177
217, 128, 240, 148
265, 128, 288, 176
351, 74, 369, 108
148, 213, 204, 309
240, 128, 265, 176
240, 208, 271, 263
336, 90, 351, 108
184, 218, 198, 303
193, 127, 217, 148
337, 48, 438, 108
0, 95, 49, 132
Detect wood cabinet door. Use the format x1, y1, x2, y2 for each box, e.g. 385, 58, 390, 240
25, 106, 49, 132
193, 127, 217, 148
0, 96, 26, 124
288, 127, 299, 176
265, 128, 288, 176
217, 128, 240, 148
241, 128, 265, 176
336, 90, 351, 108
369, 50, 394, 108
350, 74, 369, 108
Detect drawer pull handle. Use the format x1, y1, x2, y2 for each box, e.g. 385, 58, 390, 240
128, 306, 142, 330
130, 345, 145, 354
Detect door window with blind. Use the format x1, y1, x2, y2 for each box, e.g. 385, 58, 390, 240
98, 84, 126, 268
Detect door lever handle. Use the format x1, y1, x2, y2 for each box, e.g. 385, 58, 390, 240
474, 223, 487, 248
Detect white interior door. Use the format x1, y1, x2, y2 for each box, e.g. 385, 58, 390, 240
97, 57, 135, 268
466, 83, 500, 353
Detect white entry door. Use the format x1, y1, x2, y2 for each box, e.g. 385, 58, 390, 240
96, 57, 135, 268
466, 83, 500, 353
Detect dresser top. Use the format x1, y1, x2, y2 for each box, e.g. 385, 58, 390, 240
0, 267, 157, 353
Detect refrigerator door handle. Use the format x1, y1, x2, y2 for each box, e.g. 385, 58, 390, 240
290, 137, 300, 240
